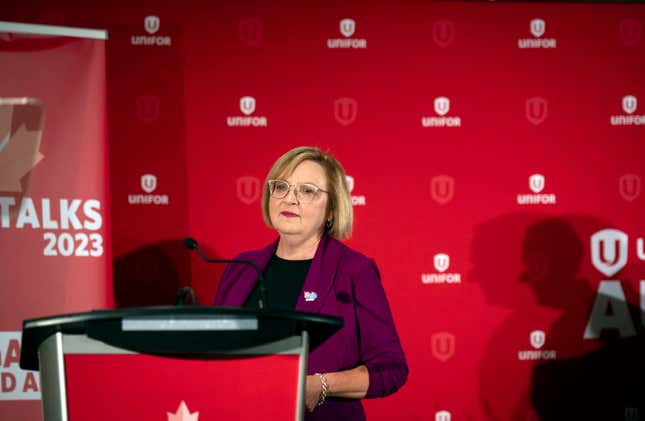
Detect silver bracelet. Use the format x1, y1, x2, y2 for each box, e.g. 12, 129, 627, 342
315, 373, 328, 406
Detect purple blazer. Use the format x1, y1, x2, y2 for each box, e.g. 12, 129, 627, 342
214, 235, 408, 420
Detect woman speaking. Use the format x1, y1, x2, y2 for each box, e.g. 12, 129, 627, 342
215, 146, 408, 420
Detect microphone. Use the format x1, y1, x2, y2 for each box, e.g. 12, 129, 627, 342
175, 286, 198, 306
183, 237, 269, 310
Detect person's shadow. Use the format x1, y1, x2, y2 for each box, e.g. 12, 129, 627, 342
113, 238, 225, 307
470, 214, 644, 421
113, 240, 187, 307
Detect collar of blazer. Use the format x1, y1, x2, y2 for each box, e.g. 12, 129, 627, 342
224, 235, 343, 314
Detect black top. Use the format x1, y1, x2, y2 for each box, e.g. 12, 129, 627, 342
244, 254, 312, 310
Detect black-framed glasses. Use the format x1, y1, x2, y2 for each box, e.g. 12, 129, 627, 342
267, 179, 329, 203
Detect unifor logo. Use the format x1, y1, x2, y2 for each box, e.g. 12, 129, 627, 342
591, 229, 629, 277
334, 97, 358, 126
236, 176, 260, 205
239, 17, 263, 46
530, 330, 546, 349
434, 253, 450, 273
434, 96, 450, 116
340, 19, 355, 37
141, 174, 157, 193
144, 16, 160, 35
240, 96, 256, 115
529, 174, 545, 193
430, 175, 455, 205
136, 95, 160, 124
526, 97, 548, 125
619, 174, 641, 202
435, 411, 451, 421
530, 18, 546, 38
622, 95, 637, 114
345, 175, 355, 193
619, 18, 642, 47
432, 20, 455, 48
431, 332, 455, 362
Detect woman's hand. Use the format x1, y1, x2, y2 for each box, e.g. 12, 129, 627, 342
304, 366, 370, 412
305, 374, 323, 412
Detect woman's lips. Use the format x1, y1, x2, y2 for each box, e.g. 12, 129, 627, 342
281, 211, 299, 218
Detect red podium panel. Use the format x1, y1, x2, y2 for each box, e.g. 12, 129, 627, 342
65, 353, 299, 420
20, 307, 343, 421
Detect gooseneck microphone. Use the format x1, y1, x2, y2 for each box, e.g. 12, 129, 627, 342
184, 237, 269, 310
175, 286, 198, 306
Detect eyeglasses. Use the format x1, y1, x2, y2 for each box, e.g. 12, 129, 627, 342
268, 179, 329, 203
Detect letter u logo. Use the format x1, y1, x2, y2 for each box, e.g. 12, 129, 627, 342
619, 174, 641, 202
236, 176, 260, 205
622, 95, 637, 114
590, 229, 628, 277
434, 253, 450, 273
434, 97, 450, 116
619, 18, 642, 47
431, 332, 455, 362
136, 95, 160, 124
529, 174, 545, 193
144, 16, 160, 35
530, 330, 546, 349
530, 18, 545, 38
239, 18, 263, 46
430, 175, 455, 205
435, 411, 451, 421
526, 97, 548, 125
334, 97, 358, 126
239, 96, 256, 115
141, 174, 157, 193
340, 19, 356, 38
432, 20, 455, 48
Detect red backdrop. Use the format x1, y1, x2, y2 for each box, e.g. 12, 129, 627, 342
4, 1, 645, 420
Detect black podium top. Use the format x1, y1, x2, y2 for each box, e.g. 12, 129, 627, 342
20, 306, 343, 370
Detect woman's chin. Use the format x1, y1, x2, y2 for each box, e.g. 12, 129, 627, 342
275, 227, 302, 237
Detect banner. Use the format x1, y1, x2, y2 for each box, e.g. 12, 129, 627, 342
0, 21, 111, 419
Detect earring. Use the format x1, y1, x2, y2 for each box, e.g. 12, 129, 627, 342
325, 219, 333, 230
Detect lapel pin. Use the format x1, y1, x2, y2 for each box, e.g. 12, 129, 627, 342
304, 291, 318, 302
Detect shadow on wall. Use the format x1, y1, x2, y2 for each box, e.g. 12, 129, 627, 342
524, 217, 645, 420
470, 214, 645, 420
113, 239, 191, 307
532, 318, 645, 421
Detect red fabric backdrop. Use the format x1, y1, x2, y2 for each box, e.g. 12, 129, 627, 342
3, 1, 645, 420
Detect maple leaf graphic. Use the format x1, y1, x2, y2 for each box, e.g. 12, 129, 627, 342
0, 100, 45, 192
167, 401, 199, 421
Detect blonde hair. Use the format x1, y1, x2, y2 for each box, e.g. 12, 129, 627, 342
262, 146, 353, 239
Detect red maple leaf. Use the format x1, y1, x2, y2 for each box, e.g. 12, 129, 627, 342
0, 100, 45, 192
167, 401, 199, 421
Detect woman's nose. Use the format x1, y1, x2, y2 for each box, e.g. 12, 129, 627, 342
285, 185, 300, 203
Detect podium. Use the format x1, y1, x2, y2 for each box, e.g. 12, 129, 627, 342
20, 306, 342, 421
